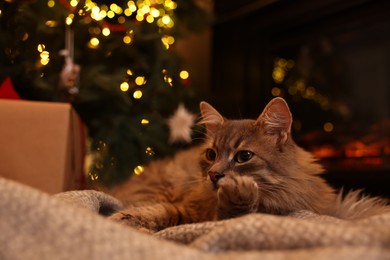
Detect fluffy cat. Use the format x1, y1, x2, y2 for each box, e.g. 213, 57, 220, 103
109, 97, 389, 231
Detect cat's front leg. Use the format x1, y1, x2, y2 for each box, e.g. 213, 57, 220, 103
216, 175, 259, 220
110, 210, 157, 233
109, 203, 179, 232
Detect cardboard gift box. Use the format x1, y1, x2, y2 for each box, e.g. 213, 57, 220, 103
0, 100, 85, 194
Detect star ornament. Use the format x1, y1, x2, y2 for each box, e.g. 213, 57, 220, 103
167, 104, 196, 143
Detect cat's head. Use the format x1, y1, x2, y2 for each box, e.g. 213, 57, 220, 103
199, 98, 326, 213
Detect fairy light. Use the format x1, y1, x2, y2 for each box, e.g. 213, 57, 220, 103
179, 70, 189, 80
120, 82, 129, 92
88, 172, 99, 180
128, 2, 137, 12
40, 51, 50, 65
21, 33, 29, 41
145, 147, 155, 155
37, 44, 45, 53
65, 16, 73, 25
107, 10, 115, 18
124, 8, 132, 16
135, 76, 146, 86
141, 119, 149, 125
146, 15, 154, 23
151, 8, 160, 17
271, 87, 281, 97
47, 0, 55, 8
88, 37, 100, 48
102, 27, 110, 36
161, 15, 170, 25
323, 122, 334, 132
127, 69, 133, 75
134, 165, 144, 175
133, 90, 143, 99
136, 13, 144, 21
118, 16, 126, 23
70, 0, 78, 7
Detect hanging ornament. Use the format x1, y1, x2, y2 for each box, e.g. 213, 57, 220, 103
167, 104, 196, 143
59, 26, 80, 99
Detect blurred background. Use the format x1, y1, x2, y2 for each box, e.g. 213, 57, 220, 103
1, 0, 389, 197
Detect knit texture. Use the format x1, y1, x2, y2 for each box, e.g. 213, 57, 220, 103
1, 177, 389, 260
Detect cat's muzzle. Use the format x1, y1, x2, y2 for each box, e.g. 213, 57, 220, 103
208, 171, 225, 185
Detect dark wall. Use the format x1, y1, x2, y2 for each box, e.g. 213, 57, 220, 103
211, 0, 390, 119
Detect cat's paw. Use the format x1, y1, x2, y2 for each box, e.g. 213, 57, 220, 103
217, 175, 259, 219
109, 211, 156, 233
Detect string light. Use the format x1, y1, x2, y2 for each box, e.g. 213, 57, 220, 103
88, 172, 99, 180
102, 27, 110, 36
123, 35, 132, 44
133, 90, 143, 99
141, 119, 149, 124
88, 37, 100, 48
37, 44, 45, 53
47, 0, 55, 8
45, 20, 58, 27
323, 122, 334, 132
135, 76, 146, 86
120, 82, 129, 91
271, 87, 281, 97
179, 70, 189, 80
145, 147, 155, 155
134, 165, 144, 175
65, 16, 73, 25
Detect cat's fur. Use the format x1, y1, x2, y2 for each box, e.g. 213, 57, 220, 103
110, 97, 389, 231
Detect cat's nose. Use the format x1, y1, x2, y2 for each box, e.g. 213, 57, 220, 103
208, 171, 225, 184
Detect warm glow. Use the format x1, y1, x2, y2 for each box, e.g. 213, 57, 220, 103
37, 44, 45, 53
179, 70, 189, 79
161, 15, 171, 25
88, 37, 100, 48
107, 10, 115, 18
47, 0, 55, 8
271, 87, 281, 96
141, 119, 149, 125
145, 147, 155, 155
124, 8, 132, 16
135, 76, 146, 85
40, 59, 50, 65
45, 20, 58, 27
70, 0, 78, 7
120, 82, 129, 92
40, 51, 49, 60
323, 122, 334, 132
123, 35, 132, 44
65, 16, 73, 25
151, 8, 160, 17
133, 90, 143, 99
146, 15, 154, 23
136, 13, 144, 21
118, 16, 126, 24
134, 165, 144, 175
102, 27, 110, 36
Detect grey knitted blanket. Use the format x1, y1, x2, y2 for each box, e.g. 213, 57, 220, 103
1, 177, 389, 260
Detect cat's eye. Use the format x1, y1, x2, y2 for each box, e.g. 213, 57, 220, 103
234, 150, 254, 163
205, 148, 217, 161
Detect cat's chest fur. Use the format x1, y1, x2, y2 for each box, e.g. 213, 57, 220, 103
111, 146, 216, 214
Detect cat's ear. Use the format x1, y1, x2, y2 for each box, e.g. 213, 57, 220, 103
255, 97, 292, 144
199, 101, 224, 134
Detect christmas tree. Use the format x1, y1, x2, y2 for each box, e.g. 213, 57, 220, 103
0, 0, 210, 187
